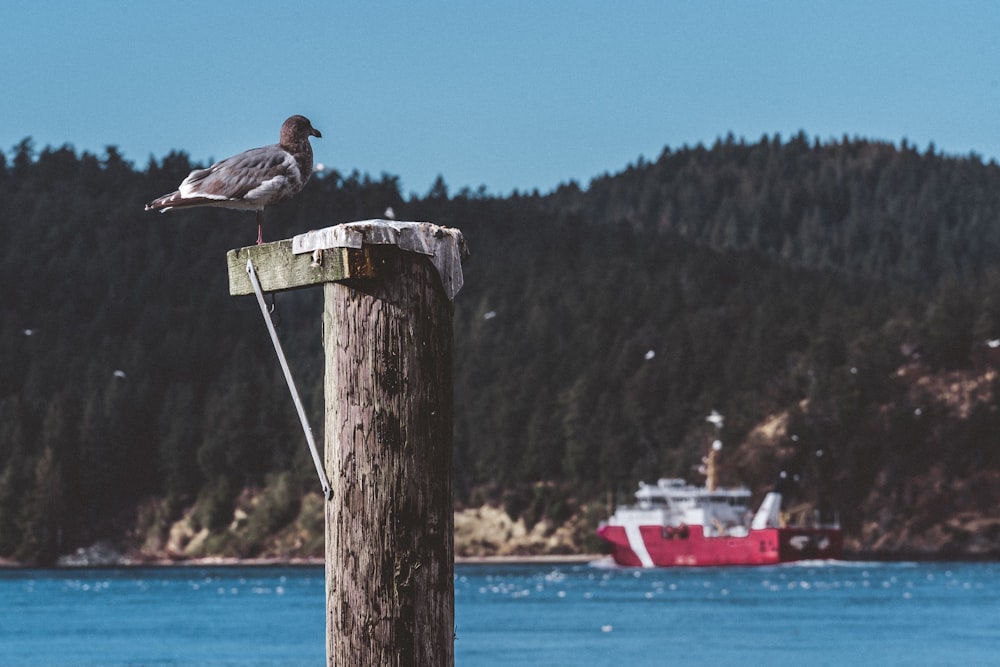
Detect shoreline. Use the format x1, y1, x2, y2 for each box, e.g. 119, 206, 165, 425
5, 550, 1000, 570
0, 553, 609, 570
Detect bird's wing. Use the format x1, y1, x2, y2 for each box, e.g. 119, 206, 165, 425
179, 145, 299, 202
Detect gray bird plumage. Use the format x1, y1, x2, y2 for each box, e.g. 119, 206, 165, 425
146, 115, 322, 244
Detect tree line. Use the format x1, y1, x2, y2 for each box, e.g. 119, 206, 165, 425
2, 133, 1000, 562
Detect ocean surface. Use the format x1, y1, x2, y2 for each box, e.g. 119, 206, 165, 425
0, 560, 996, 666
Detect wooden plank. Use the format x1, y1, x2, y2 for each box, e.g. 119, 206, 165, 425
226, 240, 351, 295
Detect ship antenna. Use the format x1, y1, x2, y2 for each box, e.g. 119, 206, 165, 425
704, 411, 724, 491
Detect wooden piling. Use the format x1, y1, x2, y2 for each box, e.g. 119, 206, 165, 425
324, 245, 454, 665
227, 222, 462, 667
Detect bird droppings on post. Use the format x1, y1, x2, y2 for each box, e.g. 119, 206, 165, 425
292, 220, 469, 300
146, 115, 322, 245
225, 220, 469, 299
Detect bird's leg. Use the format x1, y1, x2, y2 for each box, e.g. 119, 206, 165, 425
256, 210, 264, 245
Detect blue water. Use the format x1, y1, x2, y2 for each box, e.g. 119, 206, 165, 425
0, 561, 996, 666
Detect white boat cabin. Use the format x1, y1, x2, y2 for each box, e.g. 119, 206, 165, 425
610, 478, 782, 537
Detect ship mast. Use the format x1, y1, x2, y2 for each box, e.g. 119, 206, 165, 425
704, 410, 724, 492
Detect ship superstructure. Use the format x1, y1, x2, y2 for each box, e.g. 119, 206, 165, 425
597, 419, 842, 567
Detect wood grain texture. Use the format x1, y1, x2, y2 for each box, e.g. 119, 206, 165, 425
324, 246, 455, 666
226, 241, 350, 295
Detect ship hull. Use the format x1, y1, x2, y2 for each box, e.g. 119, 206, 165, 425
597, 523, 843, 567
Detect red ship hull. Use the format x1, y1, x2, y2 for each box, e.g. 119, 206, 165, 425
597, 523, 843, 567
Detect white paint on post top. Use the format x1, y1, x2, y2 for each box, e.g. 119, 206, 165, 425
292, 220, 468, 300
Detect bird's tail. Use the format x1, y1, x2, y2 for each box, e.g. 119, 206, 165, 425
145, 191, 182, 212
145, 191, 225, 212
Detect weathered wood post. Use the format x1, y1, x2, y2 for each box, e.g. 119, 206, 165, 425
226, 220, 467, 666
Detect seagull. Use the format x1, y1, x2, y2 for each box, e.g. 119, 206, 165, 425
145, 115, 322, 244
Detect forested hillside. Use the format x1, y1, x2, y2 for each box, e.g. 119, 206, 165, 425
2, 133, 1000, 564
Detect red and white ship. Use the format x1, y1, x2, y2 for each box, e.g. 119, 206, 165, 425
597, 436, 842, 567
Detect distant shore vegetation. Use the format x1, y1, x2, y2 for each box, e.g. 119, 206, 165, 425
2, 133, 1000, 563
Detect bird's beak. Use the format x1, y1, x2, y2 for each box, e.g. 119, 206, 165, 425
312, 127, 323, 139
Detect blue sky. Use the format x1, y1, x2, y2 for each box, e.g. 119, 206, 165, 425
2, 1, 998, 196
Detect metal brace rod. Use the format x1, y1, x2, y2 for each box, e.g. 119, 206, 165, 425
246, 258, 333, 500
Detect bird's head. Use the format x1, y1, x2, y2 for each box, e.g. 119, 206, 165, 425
281, 115, 322, 145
